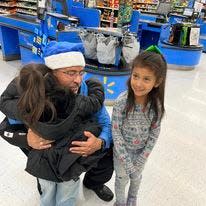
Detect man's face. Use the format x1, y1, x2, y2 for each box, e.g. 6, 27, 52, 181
53, 66, 85, 93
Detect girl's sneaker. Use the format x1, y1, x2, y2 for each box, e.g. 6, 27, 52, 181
126, 197, 137, 206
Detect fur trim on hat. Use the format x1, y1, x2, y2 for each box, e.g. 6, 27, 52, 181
44, 51, 85, 70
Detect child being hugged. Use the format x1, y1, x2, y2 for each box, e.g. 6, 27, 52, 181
112, 46, 167, 206
0, 63, 105, 206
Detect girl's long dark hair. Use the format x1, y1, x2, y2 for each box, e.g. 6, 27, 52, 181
17, 63, 57, 125
125, 51, 167, 122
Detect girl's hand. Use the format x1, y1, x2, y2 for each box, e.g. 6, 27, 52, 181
27, 129, 54, 150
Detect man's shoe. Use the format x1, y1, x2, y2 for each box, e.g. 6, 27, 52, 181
92, 185, 114, 202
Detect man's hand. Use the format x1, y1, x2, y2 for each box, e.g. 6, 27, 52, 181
27, 129, 54, 150
69, 131, 102, 156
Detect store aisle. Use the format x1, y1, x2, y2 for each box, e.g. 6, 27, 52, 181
0, 53, 206, 206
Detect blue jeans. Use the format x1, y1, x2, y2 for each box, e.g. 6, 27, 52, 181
39, 178, 80, 206
113, 152, 142, 205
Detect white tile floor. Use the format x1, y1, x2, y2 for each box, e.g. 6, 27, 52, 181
1, 52, 206, 206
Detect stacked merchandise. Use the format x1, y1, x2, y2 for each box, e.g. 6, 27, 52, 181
16, 0, 37, 16
132, 0, 158, 12
172, 0, 188, 14
109, 0, 119, 8
0, 0, 16, 14
168, 23, 200, 47
87, 0, 96, 7
117, 0, 133, 27
96, 0, 119, 27
101, 0, 111, 26
203, 0, 206, 21
96, 0, 139, 28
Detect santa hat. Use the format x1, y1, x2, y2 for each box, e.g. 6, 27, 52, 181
44, 41, 85, 70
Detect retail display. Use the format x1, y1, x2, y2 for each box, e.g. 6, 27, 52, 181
168, 22, 200, 46
0, 0, 37, 15
96, 0, 133, 28
133, 0, 158, 12
96, 0, 119, 27
117, 0, 133, 27
96, 0, 158, 27
95, 0, 199, 28
171, 0, 188, 14
0, 0, 16, 14
16, 0, 37, 16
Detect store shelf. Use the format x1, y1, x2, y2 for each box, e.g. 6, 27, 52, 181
134, 2, 158, 5
16, 8, 36, 16
96, 6, 119, 11
16, 0, 37, 16
133, 0, 158, 12
0, 0, 37, 15
0, 0, 16, 14
18, 0, 37, 3
16, 5, 37, 10
138, 7, 156, 10
0, 2, 15, 7
101, 19, 117, 24
96, 0, 119, 28
97, 0, 158, 27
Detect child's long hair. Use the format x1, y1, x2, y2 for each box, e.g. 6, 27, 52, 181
125, 51, 167, 122
17, 63, 57, 125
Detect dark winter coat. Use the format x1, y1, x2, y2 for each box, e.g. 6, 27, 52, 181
0, 77, 106, 182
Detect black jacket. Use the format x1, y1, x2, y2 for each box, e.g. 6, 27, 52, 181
0, 77, 106, 182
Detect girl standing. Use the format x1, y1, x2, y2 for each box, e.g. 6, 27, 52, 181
112, 46, 167, 206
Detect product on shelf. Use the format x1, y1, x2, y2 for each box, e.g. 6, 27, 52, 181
0, 0, 37, 15
0, 0, 16, 14
117, 0, 133, 27
132, 0, 158, 12
16, 0, 37, 16
109, 10, 114, 27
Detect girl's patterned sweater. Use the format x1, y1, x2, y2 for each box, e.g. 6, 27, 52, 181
112, 91, 161, 175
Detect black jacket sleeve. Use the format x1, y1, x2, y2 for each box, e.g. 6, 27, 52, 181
76, 78, 105, 117
0, 117, 29, 148
0, 79, 30, 148
0, 78, 21, 119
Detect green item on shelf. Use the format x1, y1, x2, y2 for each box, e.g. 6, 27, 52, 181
124, 0, 133, 23
117, 0, 126, 27
180, 26, 188, 47
145, 45, 162, 55
117, 0, 133, 27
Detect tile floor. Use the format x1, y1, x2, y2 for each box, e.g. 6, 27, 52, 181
0, 52, 206, 206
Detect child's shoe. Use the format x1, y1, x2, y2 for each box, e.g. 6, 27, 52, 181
126, 196, 137, 206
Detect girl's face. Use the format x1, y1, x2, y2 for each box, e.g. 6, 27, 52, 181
131, 66, 159, 105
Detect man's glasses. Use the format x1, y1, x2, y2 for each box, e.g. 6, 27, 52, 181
61, 70, 85, 78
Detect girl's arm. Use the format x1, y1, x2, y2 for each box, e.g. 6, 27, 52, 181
135, 121, 161, 173
112, 100, 136, 175
0, 79, 52, 150
0, 79, 21, 120
0, 117, 29, 148
76, 78, 105, 117
0, 79, 31, 148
